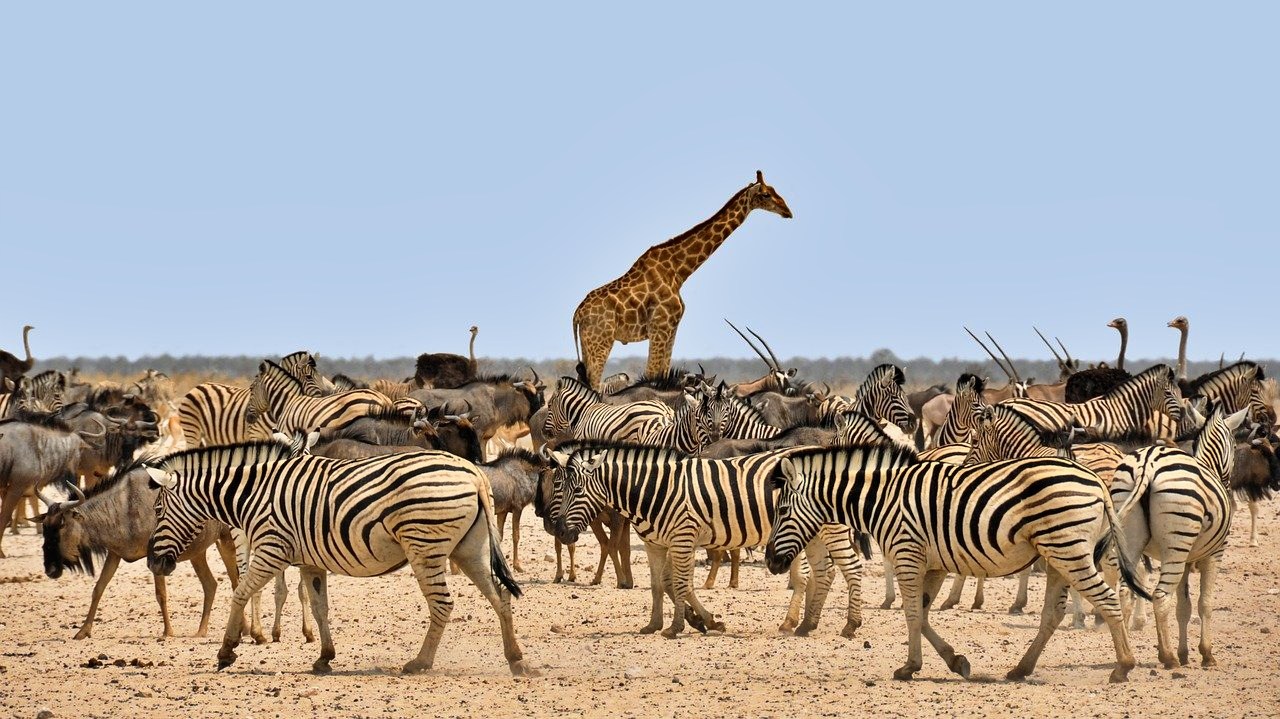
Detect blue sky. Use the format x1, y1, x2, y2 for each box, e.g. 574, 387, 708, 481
2, 4, 1275, 364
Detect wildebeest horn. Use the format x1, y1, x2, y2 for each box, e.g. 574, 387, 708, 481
528, 366, 542, 386
746, 326, 784, 372
63, 477, 86, 503
725, 319, 777, 371
37, 486, 64, 509
697, 363, 706, 378
80, 417, 107, 438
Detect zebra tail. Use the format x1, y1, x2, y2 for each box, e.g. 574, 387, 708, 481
474, 474, 523, 599
856, 532, 873, 560
1094, 494, 1152, 602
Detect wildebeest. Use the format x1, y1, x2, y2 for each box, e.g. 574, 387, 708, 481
0, 414, 105, 557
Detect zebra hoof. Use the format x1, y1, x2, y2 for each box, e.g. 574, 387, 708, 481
617, 580, 634, 589
937, 600, 958, 611
660, 627, 681, 640
553, 575, 564, 584
271, 630, 281, 643
1007, 607, 1025, 615
840, 621, 860, 639
949, 655, 971, 679
303, 630, 316, 644
251, 631, 269, 645
1201, 655, 1216, 668
1108, 666, 1131, 683
794, 623, 815, 638
707, 621, 725, 634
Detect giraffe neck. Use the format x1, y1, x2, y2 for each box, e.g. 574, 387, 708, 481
640, 187, 754, 287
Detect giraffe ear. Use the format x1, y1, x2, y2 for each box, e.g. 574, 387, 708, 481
756, 170, 764, 184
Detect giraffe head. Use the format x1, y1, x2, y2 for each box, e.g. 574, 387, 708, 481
749, 170, 792, 219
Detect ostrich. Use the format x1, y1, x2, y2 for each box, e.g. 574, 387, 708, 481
1168, 315, 1190, 390
0, 325, 35, 386
1063, 317, 1131, 403
469, 325, 479, 376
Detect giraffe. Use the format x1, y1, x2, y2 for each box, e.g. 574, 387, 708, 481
571, 171, 792, 389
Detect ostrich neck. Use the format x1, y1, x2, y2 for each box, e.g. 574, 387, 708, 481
1116, 329, 1128, 371
469, 332, 477, 371
1176, 328, 1188, 380
22, 327, 31, 363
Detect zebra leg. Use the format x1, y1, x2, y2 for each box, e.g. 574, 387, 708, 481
565, 540, 578, 584
795, 540, 835, 637
299, 567, 335, 674
447, 515, 537, 677
881, 555, 896, 609
74, 553, 121, 640
815, 527, 863, 638
153, 573, 173, 638
1008, 565, 1069, 681
1175, 571, 1192, 667
728, 549, 741, 589
1196, 555, 1220, 667
918, 569, 969, 678
297, 571, 315, 642
271, 572, 288, 642
1069, 589, 1086, 629
892, 556, 928, 680
218, 549, 288, 670
403, 553, 453, 673
1249, 500, 1259, 547
1009, 564, 1034, 614
615, 517, 634, 589
233, 530, 269, 644
1053, 552, 1136, 683
661, 542, 698, 639
703, 549, 722, 590
1152, 557, 1189, 669
589, 515, 610, 585
780, 556, 808, 633
190, 550, 219, 638
640, 543, 668, 634
938, 575, 966, 611
972, 577, 985, 610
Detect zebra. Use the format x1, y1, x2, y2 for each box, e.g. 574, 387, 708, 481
277, 350, 333, 397
932, 373, 984, 448
0, 370, 66, 418
246, 360, 394, 436
1109, 404, 1248, 669
851, 363, 916, 435
546, 443, 867, 639
1001, 364, 1183, 440
179, 353, 325, 447
542, 375, 675, 444
764, 443, 1149, 683
1181, 360, 1271, 425
638, 391, 721, 453
144, 439, 535, 676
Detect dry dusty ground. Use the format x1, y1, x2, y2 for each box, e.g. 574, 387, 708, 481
1, 502, 1278, 719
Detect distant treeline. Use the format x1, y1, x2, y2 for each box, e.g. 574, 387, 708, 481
31, 350, 1263, 390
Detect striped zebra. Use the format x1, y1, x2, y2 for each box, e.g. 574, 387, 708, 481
1110, 404, 1248, 668
246, 361, 394, 435
849, 363, 916, 434
1002, 364, 1183, 440
0, 370, 66, 418
144, 440, 534, 676
543, 376, 675, 444
639, 391, 721, 453
1182, 361, 1271, 425
764, 443, 1149, 683
547, 443, 867, 639
934, 373, 985, 448
278, 350, 333, 396
179, 353, 324, 447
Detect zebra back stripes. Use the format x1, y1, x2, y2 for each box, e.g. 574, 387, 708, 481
1003, 364, 1182, 440
1183, 361, 1270, 424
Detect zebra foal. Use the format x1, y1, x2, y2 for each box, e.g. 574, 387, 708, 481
145, 440, 534, 676
765, 444, 1149, 683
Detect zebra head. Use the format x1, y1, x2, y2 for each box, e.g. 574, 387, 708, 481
856, 364, 917, 435
1193, 403, 1251, 484
764, 455, 826, 575
144, 463, 196, 578
542, 377, 592, 440
552, 448, 608, 544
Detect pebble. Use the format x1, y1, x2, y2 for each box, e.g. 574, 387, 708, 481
550, 624, 566, 634
1262, 627, 1272, 635
1171, 672, 1187, 679
37, 710, 53, 719
623, 667, 645, 680
135, 690, 154, 698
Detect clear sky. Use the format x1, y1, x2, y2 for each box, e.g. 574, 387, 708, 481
2, 4, 1275, 364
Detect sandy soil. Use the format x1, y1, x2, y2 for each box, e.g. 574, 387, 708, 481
1, 502, 1277, 719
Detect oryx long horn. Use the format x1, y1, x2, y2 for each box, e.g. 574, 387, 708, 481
985, 331, 1022, 384
1034, 327, 1065, 364
745, 326, 784, 372
725, 319, 777, 370
1055, 337, 1074, 365
964, 327, 1014, 382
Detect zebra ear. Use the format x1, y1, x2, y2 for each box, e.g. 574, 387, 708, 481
306, 431, 321, 451
778, 458, 798, 488
145, 467, 175, 490
1224, 408, 1250, 432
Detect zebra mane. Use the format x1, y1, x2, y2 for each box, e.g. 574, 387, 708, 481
623, 368, 690, 391
1184, 361, 1260, 397
783, 441, 921, 468
157, 439, 295, 474
82, 451, 167, 500
259, 360, 304, 391
1096, 364, 1174, 400
556, 376, 602, 401
985, 405, 1074, 449
360, 406, 415, 425
559, 441, 692, 464
957, 372, 986, 394
835, 411, 895, 443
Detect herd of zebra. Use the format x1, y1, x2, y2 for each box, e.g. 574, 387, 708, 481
2, 322, 1279, 684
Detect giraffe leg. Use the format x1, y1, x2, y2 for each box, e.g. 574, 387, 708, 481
644, 305, 682, 380
577, 320, 615, 391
